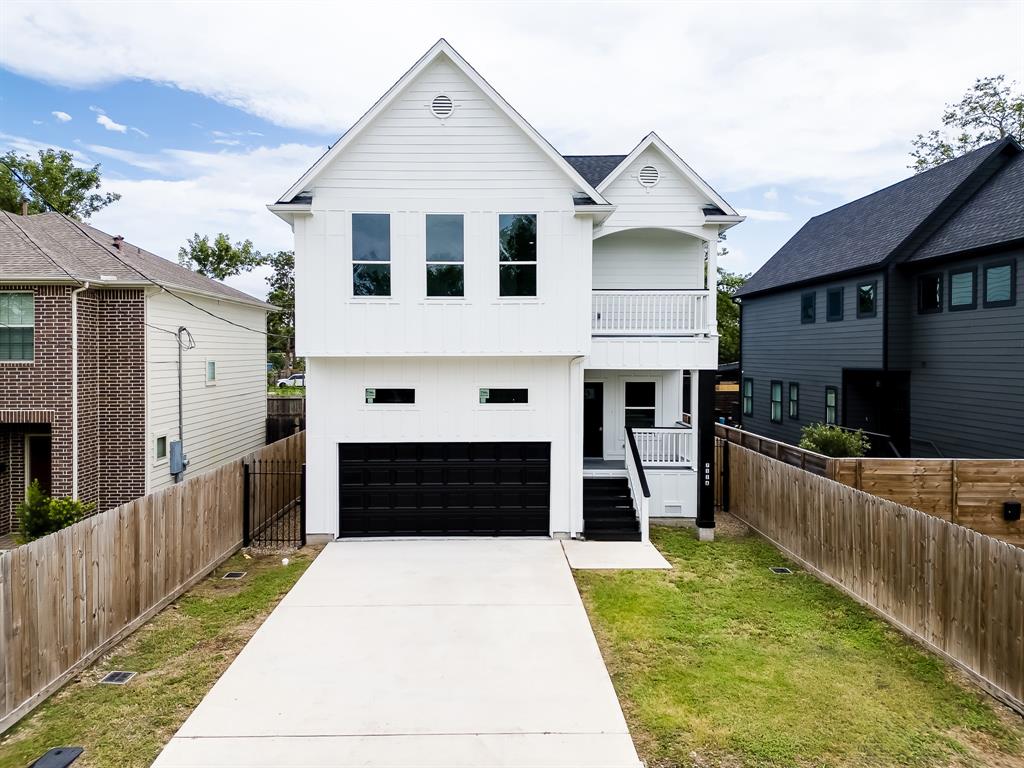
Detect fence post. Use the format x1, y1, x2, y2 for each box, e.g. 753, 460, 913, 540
300, 463, 307, 547
721, 439, 730, 512
242, 461, 251, 547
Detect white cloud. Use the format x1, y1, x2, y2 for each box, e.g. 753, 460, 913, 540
96, 114, 128, 133
32, 119, 43, 125
212, 138, 241, 146
794, 194, 822, 206
51, 110, 72, 122
762, 187, 778, 201
739, 208, 791, 222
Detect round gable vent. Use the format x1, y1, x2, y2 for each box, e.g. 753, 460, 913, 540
638, 165, 660, 187
430, 94, 454, 119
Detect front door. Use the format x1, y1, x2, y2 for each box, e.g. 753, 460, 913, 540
583, 382, 603, 458
842, 370, 911, 456
26, 433, 52, 495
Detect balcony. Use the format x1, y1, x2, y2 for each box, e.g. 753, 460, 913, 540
592, 290, 710, 336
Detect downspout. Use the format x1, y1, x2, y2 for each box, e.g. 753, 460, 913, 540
176, 326, 186, 482
70, 281, 91, 499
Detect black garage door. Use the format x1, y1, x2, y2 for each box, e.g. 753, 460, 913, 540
339, 442, 550, 537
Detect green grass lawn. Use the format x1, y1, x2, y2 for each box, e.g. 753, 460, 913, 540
576, 522, 1024, 768
0, 547, 319, 768
268, 385, 305, 397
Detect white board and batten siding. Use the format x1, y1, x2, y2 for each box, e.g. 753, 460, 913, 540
593, 228, 705, 290
294, 57, 592, 359
145, 291, 268, 493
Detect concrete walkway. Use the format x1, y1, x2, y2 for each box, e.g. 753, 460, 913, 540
153, 539, 641, 767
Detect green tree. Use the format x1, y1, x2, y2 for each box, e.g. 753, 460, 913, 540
717, 264, 747, 364
910, 75, 1023, 172
177, 233, 263, 280
0, 148, 120, 219
265, 250, 298, 374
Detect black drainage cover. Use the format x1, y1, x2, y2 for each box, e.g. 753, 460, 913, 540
770, 567, 793, 575
100, 671, 136, 685
30, 747, 84, 767
222, 571, 247, 580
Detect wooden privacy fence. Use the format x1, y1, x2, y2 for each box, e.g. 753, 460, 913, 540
267, 396, 305, 443
722, 440, 1024, 714
715, 422, 832, 476
0, 430, 305, 732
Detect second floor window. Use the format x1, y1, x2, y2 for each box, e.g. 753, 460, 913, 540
770, 381, 783, 423
949, 268, 976, 311
801, 291, 815, 323
0, 292, 34, 361
742, 378, 753, 416
984, 261, 1015, 307
857, 281, 877, 317
426, 214, 464, 297
917, 273, 942, 313
352, 213, 391, 296
825, 386, 838, 425
788, 382, 799, 419
498, 214, 537, 297
826, 287, 844, 321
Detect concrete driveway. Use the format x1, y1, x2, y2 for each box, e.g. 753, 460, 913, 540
153, 539, 640, 767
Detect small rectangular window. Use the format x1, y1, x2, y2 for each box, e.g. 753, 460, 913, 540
788, 382, 799, 419
949, 267, 976, 310
800, 292, 816, 324
0, 292, 34, 361
155, 435, 167, 460
206, 360, 217, 383
742, 378, 753, 416
479, 388, 528, 404
624, 381, 656, 428
426, 214, 464, 297
353, 213, 391, 296
826, 287, 844, 321
917, 273, 942, 313
825, 386, 838, 425
770, 381, 783, 423
856, 281, 877, 318
365, 388, 415, 404
498, 213, 537, 297
983, 261, 1016, 307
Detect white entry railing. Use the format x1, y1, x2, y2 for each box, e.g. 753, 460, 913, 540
624, 428, 651, 543
632, 427, 694, 467
592, 290, 710, 335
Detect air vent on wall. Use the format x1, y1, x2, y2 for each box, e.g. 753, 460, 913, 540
431, 94, 454, 119
638, 165, 660, 187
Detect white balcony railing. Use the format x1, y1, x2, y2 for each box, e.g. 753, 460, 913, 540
632, 427, 694, 467
592, 290, 710, 336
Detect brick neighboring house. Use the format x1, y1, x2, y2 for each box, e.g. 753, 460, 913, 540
0, 211, 274, 537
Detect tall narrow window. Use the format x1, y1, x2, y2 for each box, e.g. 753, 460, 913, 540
826, 287, 844, 321
426, 214, 464, 297
624, 381, 656, 428
770, 381, 783, 423
352, 213, 391, 296
917, 273, 942, 313
983, 261, 1015, 307
801, 291, 816, 324
0, 292, 34, 361
498, 213, 537, 297
788, 382, 799, 419
825, 386, 838, 425
206, 360, 217, 384
856, 281, 877, 318
949, 268, 976, 310
742, 378, 753, 416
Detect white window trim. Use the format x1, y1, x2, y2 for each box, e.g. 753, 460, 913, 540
351, 212, 393, 299
0, 291, 35, 363
205, 358, 217, 386
23, 432, 50, 496
154, 433, 169, 465
497, 212, 539, 300
424, 212, 466, 300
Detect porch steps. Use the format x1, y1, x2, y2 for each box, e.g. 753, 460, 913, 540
583, 478, 641, 541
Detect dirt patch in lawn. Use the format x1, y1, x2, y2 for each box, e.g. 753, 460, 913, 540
576, 521, 1024, 768
0, 546, 322, 768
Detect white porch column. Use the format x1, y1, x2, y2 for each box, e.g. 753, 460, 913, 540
568, 356, 585, 539
707, 236, 719, 335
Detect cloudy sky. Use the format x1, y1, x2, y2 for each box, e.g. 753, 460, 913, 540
1, 1, 1021, 299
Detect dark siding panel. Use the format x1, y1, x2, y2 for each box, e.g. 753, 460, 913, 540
741, 273, 885, 445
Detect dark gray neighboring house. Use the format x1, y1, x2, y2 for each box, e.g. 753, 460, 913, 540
737, 137, 1023, 458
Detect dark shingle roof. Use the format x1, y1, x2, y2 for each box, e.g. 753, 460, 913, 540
909, 148, 1024, 261
562, 155, 627, 188
0, 212, 273, 308
736, 139, 1013, 297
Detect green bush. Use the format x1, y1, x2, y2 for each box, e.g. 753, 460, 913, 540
798, 423, 870, 458
17, 480, 96, 542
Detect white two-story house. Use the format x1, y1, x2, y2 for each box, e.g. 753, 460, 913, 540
270, 40, 742, 542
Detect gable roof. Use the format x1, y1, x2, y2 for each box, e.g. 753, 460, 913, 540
275, 39, 608, 206
563, 155, 627, 188
908, 144, 1024, 262
736, 138, 1015, 297
0, 212, 273, 309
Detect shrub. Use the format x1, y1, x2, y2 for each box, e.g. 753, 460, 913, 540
16, 480, 96, 542
799, 423, 870, 458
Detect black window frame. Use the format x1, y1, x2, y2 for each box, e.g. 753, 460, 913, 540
742, 377, 753, 416
826, 287, 844, 322
948, 266, 977, 311
479, 387, 529, 405
425, 213, 465, 298
770, 380, 783, 423
352, 213, 392, 297
982, 259, 1017, 308
498, 213, 538, 298
364, 388, 415, 405
800, 291, 816, 324
856, 281, 877, 318
917, 272, 943, 314
825, 386, 838, 425
788, 382, 799, 419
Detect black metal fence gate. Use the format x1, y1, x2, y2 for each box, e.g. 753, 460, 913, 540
243, 459, 306, 548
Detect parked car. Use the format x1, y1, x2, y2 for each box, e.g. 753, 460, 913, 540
276, 373, 305, 388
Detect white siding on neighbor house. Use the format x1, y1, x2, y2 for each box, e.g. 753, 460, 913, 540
145, 291, 267, 493
592, 228, 705, 290
305, 356, 580, 538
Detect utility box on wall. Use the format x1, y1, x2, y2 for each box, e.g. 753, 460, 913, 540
169, 440, 188, 479
1004, 500, 1022, 522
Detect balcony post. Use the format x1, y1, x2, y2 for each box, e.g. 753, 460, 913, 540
707, 238, 718, 335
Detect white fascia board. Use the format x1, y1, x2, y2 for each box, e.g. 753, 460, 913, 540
596, 132, 739, 217
267, 203, 312, 225
273, 39, 609, 206
574, 204, 617, 225
705, 214, 746, 232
